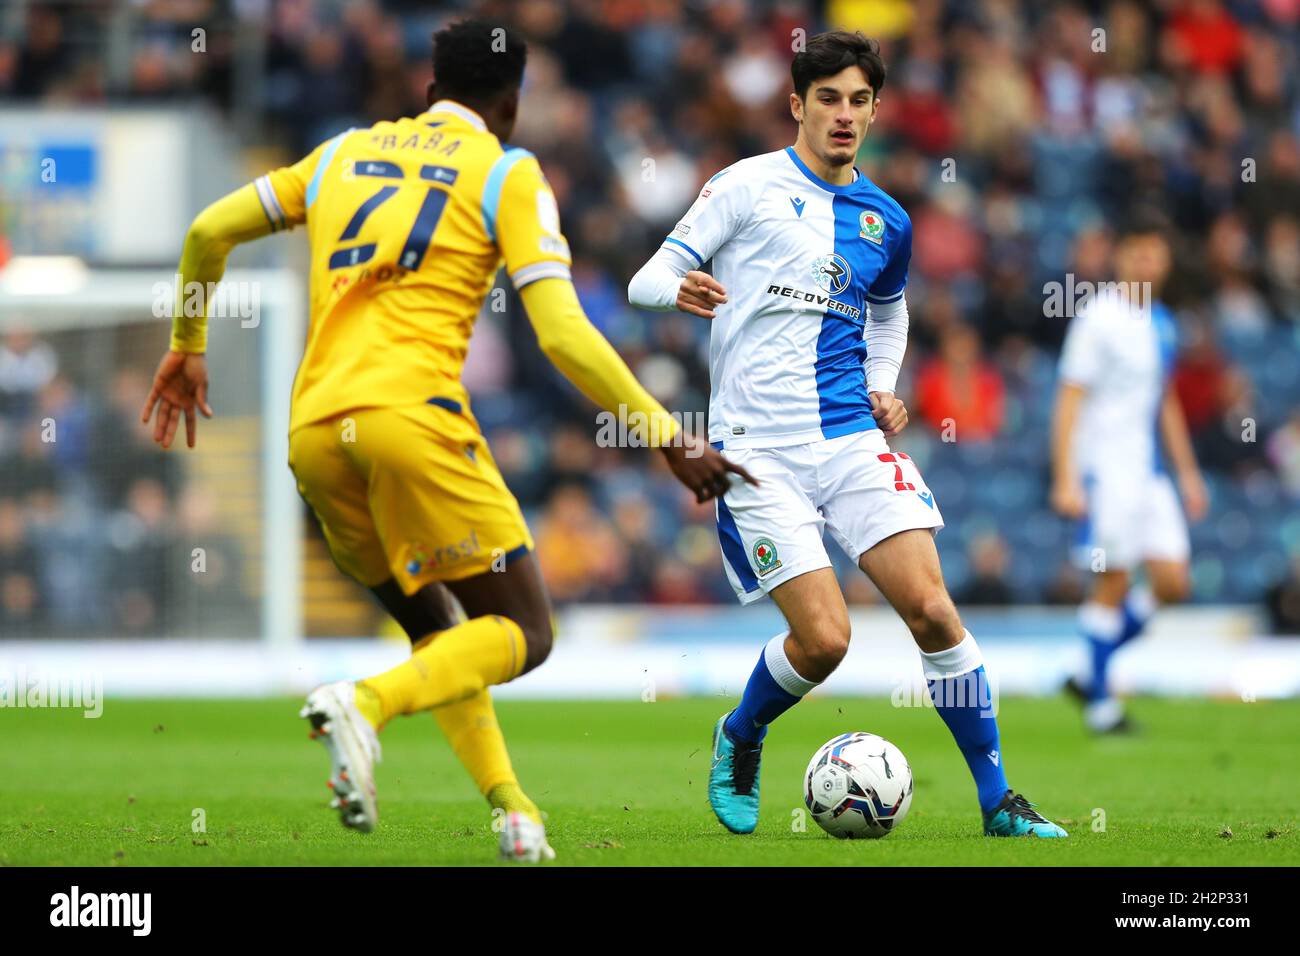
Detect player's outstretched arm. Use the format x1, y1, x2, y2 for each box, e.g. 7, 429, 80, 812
519, 277, 755, 501
142, 183, 277, 449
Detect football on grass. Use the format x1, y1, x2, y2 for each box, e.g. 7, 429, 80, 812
804, 732, 913, 838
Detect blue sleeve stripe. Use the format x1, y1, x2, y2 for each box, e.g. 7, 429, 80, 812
306, 130, 354, 208
866, 287, 905, 304
481, 147, 533, 244
664, 236, 703, 266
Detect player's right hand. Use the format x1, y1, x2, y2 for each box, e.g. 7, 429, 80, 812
660, 432, 758, 503
141, 349, 214, 450
1049, 477, 1087, 520
676, 270, 728, 319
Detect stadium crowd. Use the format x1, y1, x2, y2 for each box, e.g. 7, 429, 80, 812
2, 0, 1300, 633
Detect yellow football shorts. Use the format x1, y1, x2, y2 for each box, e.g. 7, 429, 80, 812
288, 400, 533, 594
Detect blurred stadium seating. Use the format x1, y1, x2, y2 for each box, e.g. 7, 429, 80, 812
2, 0, 1299, 643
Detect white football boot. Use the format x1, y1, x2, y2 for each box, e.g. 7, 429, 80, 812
300, 680, 382, 833
498, 810, 556, 863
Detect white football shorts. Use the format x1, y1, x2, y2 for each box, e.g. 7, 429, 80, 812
714, 428, 944, 605
1072, 468, 1190, 571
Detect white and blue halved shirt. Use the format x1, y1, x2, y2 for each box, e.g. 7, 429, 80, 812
1058, 292, 1179, 478
660, 147, 912, 449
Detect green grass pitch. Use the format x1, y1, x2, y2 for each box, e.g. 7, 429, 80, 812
4, 695, 1297, 866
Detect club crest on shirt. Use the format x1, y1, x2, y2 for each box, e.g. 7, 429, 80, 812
859, 210, 886, 244
810, 254, 851, 295
752, 537, 782, 576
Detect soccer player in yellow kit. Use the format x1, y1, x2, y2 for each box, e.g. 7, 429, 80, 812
141, 19, 752, 862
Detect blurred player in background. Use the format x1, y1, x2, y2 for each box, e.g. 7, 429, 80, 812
141, 18, 751, 861
630, 31, 1067, 839
1051, 218, 1208, 734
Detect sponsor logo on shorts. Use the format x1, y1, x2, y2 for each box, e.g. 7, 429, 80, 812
917, 491, 935, 509
752, 537, 782, 576
405, 530, 482, 576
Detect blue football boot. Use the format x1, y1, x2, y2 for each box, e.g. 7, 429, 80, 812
983, 790, 1069, 837
708, 713, 762, 834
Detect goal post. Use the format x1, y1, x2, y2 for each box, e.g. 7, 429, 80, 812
0, 264, 305, 650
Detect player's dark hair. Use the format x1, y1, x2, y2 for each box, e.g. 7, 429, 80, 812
792, 31, 886, 100
431, 19, 527, 104
1116, 208, 1174, 246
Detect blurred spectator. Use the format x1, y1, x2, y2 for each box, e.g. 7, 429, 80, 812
1265, 557, 1300, 635
0, 498, 43, 632
170, 485, 254, 636
914, 323, 1006, 441
0, 329, 58, 423
534, 483, 627, 603
958, 532, 1016, 606
105, 477, 172, 634
92, 369, 179, 509
1267, 411, 1300, 498
1042, 560, 1086, 606
1195, 365, 1270, 478
1163, 0, 1246, 76
1173, 319, 1230, 434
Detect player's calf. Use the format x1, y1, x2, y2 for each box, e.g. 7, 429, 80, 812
897, 589, 965, 654
445, 551, 555, 675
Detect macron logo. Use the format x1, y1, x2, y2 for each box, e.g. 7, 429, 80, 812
50, 886, 151, 936
790, 196, 805, 217
918, 491, 935, 509
987, 750, 1000, 767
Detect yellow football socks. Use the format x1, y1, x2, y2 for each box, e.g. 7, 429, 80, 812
357, 615, 527, 727
432, 689, 542, 823
487, 781, 542, 824
433, 688, 515, 794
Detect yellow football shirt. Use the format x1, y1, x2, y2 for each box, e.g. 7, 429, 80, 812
169, 99, 679, 448
254, 100, 573, 432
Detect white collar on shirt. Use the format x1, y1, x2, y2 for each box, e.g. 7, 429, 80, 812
423, 99, 488, 131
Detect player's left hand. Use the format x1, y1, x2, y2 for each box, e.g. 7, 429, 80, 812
141, 350, 214, 449
1178, 469, 1209, 522
870, 391, 908, 438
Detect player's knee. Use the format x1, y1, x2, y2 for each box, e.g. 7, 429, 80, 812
1151, 572, 1191, 605
904, 591, 962, 648
794, 618, 850, 680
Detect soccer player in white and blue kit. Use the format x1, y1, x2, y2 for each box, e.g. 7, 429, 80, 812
629, 31, 1067, 838
1051, 220, 1207, 733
